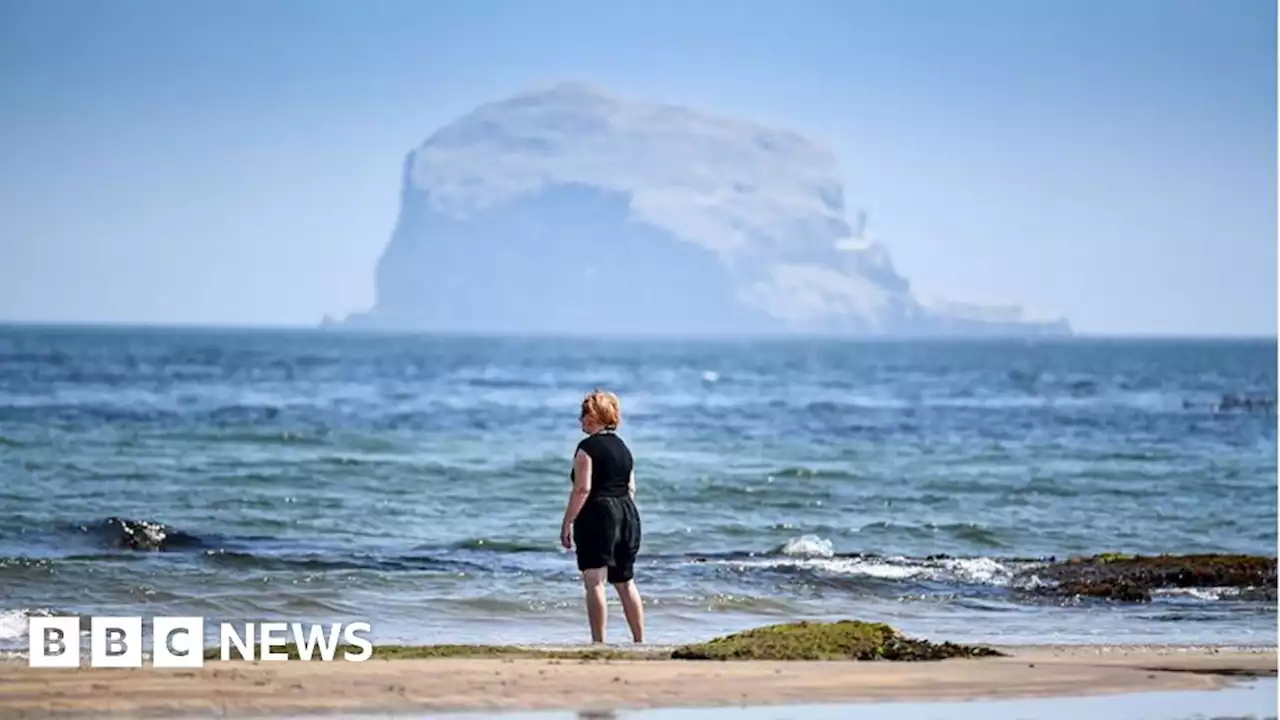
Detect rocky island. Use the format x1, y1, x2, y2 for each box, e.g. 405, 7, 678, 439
337, 83, 1070, 337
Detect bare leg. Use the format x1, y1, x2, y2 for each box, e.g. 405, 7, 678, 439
581, 568, 608, 643
613, 580, 645, 643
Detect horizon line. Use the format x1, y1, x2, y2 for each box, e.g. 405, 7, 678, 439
0, 319, 1275, 343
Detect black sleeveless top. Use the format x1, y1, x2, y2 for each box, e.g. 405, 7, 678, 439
572, 431, 634, 500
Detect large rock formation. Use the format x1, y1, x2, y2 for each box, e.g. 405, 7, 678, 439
339, 83, 1070, 336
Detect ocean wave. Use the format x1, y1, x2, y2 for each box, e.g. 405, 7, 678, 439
178, 429, 333, 446
440, 597, 579, 615
776, 535, 834, 558
450, 538, 550, 554
0, 609, 36, 642
1, 517, 213, 555
202, 549, 488, 574
508, 456, 574, 477
1151, 587, 1278, 602
1006, 478, 1080, 498
0, 404, 182, 424
440, 592, 796, 616
1135, 609, 1276, 623
767, 466, 823, 478
0, 608, 76, 647
0, 556, 57, 571
851, 521, 1010, 548
1152, 587, 1233, 601
690, 537, 1040, 587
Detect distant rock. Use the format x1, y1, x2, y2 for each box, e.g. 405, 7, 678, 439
1216, 394, 1277, 413
1180, 394, 1277, 413
337, 83, 1071, 336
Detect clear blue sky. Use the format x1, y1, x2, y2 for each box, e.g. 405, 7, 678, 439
0, 0, 1274, 335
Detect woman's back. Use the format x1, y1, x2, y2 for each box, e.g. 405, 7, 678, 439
575, 432, 633, 499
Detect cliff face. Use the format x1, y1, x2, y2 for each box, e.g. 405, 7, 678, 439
341, 83, 1070, 337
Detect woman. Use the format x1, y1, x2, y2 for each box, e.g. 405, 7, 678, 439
560, 389, 645, 644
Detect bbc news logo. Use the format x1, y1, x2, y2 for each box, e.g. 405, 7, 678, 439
29, 616, 373, 668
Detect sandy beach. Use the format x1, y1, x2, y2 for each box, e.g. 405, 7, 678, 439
0, 645, 1273, 718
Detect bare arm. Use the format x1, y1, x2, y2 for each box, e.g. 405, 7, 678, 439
562, 450, 592, 530
628, 468, 636, 501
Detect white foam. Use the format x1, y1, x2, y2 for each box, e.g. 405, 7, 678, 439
0, 609, 32, 641
1012, 573, 1051, 590
707, 549, 1029, 587
817, 557, 933, 580
1151, 587, 1230, 601
940, 557, 1016, 585
720, 554, 931, 580
778, 535, 834, 558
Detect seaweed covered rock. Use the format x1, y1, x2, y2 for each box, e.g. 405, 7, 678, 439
1023, 553, 1277, 603
670, 620, 1003, 661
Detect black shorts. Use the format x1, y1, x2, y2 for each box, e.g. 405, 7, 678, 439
573, 495, 641, 584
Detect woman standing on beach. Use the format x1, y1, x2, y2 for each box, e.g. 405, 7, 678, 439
560, 389, 645, 644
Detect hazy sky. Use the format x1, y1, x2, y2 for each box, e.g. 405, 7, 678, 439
0, 0, 1275, 335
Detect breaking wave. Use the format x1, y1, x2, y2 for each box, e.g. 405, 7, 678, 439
691, 535, 1044, 588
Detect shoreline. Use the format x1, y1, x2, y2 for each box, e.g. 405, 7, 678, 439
2, 644, 1274, 718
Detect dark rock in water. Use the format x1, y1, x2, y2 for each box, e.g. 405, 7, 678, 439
1215, 394, 1277, 413
105, 517, 170, 550
1180, 395, 1276, 413
99, 517, 199, 551
1058, 577, 1153, 603
670, 620, 1003, 661
1020, 553, 1277, 604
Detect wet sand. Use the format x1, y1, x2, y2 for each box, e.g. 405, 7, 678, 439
0, 645, 1273, 718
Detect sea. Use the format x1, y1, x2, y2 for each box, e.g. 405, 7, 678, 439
0, 326, 1275, 651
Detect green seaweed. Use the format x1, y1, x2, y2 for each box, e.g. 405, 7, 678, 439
669, 620, 1003, 661
1093, 552, 1135, 564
